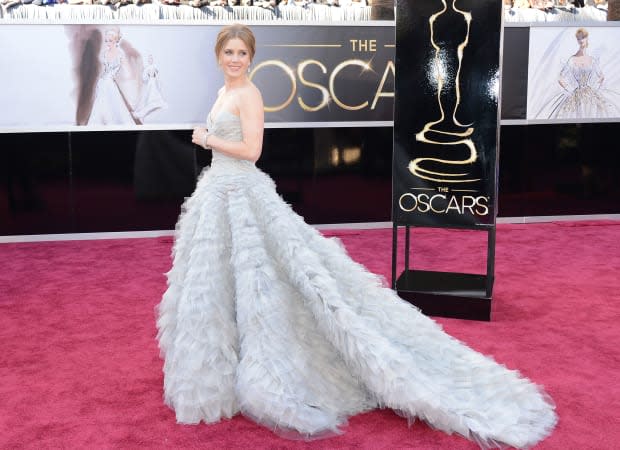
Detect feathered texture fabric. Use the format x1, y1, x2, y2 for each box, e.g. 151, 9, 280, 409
156, 110, 557, 449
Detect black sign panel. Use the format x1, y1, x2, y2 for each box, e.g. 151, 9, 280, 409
394, 0, 502, 227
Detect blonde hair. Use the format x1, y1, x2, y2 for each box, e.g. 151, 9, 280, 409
104, 26, 121, 43
575, 28, 589, 40
214, 24, 256, 62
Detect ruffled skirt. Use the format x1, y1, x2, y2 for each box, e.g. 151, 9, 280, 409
156, 159, 557, 448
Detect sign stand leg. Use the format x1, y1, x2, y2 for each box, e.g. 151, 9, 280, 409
391, 225, 495, 321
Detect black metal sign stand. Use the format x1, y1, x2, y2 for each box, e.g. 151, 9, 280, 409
391, 224, 495, 321
392, 0, 503, 321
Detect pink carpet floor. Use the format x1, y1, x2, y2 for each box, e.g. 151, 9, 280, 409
1, 221, 619, 449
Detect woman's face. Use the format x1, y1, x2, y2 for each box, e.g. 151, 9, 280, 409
104, 31, 118, 50
218, 38, 251, 79
577, 36, 588, 50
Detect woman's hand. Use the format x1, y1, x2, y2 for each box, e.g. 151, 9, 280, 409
192, 127, 210, 149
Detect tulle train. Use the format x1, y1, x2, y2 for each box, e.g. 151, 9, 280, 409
157, 162, 557, 448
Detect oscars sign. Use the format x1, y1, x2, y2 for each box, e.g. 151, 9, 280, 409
392, 0, 503, 321
394, 0, 502, 228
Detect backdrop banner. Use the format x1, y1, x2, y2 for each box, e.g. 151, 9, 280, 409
393, 0, 502, 228
0, 23, 394, 133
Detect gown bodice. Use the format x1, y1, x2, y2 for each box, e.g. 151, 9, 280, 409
207, 110, 256, 173
572, 64, 593, 88
561, 56, 601, 90
100, 54, 122, 80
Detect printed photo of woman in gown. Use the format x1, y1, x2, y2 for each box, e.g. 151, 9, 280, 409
88, 27, 139, 126
133, 54, 168, 123
156, 24, 557, 449
530, 27, 620, 120
70, 26, 167, 126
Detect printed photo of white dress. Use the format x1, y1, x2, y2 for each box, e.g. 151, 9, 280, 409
134, 55, 168, 122
84, 27, 142, 126
550, 54, 612, 118
69, 26, 169, 127
88, 48, 138, 125
527, 26, 620, 121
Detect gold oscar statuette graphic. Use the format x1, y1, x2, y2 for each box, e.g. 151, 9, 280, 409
409, 0, 480, 184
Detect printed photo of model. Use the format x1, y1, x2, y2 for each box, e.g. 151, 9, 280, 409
528, 26, 620, 121
69, 26, 167, 126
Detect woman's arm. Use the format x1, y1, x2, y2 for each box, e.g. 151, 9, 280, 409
558, 59, 571, 91
192, 86, 264, 162
593, 57, 605, 88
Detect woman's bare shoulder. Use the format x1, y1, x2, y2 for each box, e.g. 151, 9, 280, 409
239, 82, 262, 101
235, 83, 263, 112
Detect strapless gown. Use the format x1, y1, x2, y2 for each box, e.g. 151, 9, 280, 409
156, 110, 557, 448
88, 54, 136, 126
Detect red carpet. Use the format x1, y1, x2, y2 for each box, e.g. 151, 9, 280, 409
1, 221, 619, 449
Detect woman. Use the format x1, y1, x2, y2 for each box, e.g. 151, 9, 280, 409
538, 28, 620, 119
133, 54, 168, 123
87, 27, 141, 126
156, 24, 557, 448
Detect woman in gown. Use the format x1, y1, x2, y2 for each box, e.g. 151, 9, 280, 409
156, 24, 557, 449
133, 54, 168, 123
87, 27, 139, 126
537, 27, 620, 120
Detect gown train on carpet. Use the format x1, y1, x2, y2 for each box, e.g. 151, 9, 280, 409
156, 110, 557, 449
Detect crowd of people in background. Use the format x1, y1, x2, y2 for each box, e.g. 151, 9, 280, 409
0, 0, 368, 13
0, 0, 612, 18
505, 0, 607, 10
